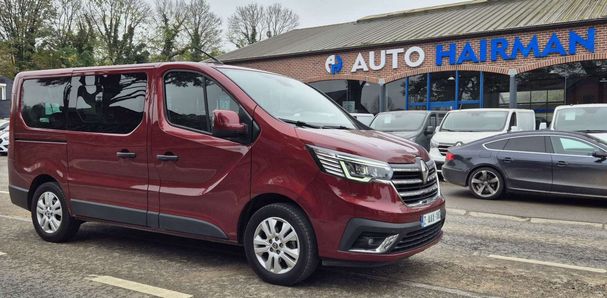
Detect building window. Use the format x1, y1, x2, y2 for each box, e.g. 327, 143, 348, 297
309, 80, 380, 114
483, 72, 509, 109
385, 78, 406, 111
0, 83, 6, 101
431, 71, 456, 102
407, 74, 427, 104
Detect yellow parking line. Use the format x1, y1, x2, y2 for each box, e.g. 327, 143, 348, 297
86, 275, 192, 298
488, 255, 606, 274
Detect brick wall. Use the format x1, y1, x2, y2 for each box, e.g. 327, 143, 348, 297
229, 23, 607, 84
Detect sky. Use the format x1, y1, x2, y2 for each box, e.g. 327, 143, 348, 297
207, 0, 467, 51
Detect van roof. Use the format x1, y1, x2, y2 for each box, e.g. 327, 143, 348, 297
446, 108, 534, 113
554, 104, 607, 110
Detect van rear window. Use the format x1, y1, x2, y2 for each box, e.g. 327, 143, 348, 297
21, 77, 70, 129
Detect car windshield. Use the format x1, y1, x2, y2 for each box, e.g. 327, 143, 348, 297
440, 111, 509, 132
219, 68, 356, 129
370, 112, 427, 131
553, 107, 607, 132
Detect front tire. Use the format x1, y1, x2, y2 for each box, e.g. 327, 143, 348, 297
468, 167, 504, 200
31, 182, 81, 242
244, 203, 319, 286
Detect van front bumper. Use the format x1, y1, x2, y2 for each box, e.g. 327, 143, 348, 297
429, 148, 445, 173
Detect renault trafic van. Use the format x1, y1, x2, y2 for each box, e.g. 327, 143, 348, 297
550, 104, 607, 142
370, 110, 446, 150
9, 63, 445, 285
429, 108, 535, 172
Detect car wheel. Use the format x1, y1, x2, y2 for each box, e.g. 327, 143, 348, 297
31, 182, 81, 243
244, 203, 319, 286
468, 167, 504, 200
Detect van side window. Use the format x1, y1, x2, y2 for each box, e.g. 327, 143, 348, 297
21, 77, 70, 129
67, 73, 146, 134
164, 72, 209, 132
206, 79, 243, 127
508, 112, 517, 130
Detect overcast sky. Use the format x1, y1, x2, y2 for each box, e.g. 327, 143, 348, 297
206, 0, 467, 51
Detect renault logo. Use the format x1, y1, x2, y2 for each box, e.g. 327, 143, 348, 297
418, 158, 429, 183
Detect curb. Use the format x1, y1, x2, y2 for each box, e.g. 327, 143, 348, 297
446, 208, 606, 230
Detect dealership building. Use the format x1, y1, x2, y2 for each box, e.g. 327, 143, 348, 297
220, 0, 607, 123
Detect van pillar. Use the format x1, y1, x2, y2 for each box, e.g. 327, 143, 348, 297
378, 79, 386, 113
508, 69, 518, 108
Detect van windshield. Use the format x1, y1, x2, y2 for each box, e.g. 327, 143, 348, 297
440, 111, 509, 132
553, 107, 607, 132
219, 68, 356, 129
371, 112, 426, 131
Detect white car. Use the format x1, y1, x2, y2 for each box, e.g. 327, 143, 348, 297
550, 104, 607, 142
429, 108, 536, 172
350, 113, 375, 126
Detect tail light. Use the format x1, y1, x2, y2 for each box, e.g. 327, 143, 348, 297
446, 152, 456, 161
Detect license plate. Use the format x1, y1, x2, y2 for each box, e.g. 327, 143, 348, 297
421, 210, 442, 228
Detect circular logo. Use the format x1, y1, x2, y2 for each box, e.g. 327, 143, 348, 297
454, 141, 464, 147
325, 54, 343, 74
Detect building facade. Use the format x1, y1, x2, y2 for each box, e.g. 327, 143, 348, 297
0, 76, 12, 119
220, 0, 607, 124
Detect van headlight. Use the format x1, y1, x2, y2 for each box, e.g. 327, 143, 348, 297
307, 145, 393, 182
430, 139, 439, 149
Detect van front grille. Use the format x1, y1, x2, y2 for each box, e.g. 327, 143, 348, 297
390, 219, 444, 252
391, 160, 439, 206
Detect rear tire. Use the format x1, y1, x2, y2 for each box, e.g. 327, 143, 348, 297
244, 203, 319, 286
468, 167, 504, 200
31, 182, 81, 242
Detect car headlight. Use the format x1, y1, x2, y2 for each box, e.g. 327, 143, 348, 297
308, 145, 392, 182
430, 139, 439, 149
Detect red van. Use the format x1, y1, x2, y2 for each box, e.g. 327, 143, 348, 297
8, 62, 445, 285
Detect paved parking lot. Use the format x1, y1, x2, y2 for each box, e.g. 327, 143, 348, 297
0, 156, 606, 297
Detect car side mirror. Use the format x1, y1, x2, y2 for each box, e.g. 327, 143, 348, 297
425, 126, 435, 135
509, 125, 521, 132
538, 122, 548, 130
592, 151, 607, 161
212, 110, 247, 138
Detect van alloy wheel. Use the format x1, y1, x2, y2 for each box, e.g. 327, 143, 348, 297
35, 191, 62, 234
470, 170, 500, 198
253, 217, 300, 274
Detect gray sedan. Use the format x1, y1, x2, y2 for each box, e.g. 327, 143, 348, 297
442, 131, 607, 200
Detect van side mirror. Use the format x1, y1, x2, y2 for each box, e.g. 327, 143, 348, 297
509, 126, 521, 132
592, 151, 607, 161
538, 122, 548, 130
212, 110, 247, 138
425, 126, 435, 135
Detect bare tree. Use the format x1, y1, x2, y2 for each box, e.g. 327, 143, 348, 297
152, 0, 188, 61
184, 0, 222, 61
0, 0, 54, 73
227, 3, 265, 48
52, 0, 83, 47
264, 3, 299, 38
84, 0, 151, 64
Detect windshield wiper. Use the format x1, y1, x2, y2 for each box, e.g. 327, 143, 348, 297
321, 125, 351, 130
576, 129, 607, 133
279, 118, 321, 129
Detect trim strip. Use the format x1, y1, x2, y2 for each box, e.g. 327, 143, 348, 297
509, 187, 607, 199
71, 199, 147, 226
15, 138, 67, 144
159, 213, 227, 239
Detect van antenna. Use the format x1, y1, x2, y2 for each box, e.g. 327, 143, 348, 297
193, 47, 223, 64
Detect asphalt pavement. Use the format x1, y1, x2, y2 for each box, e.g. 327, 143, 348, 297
0, 156, 606, 297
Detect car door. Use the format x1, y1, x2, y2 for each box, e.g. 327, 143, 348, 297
66, 71, 150, 225
496, 136, 552, 191
549, 136, 607, 197
150, 69, 252, 239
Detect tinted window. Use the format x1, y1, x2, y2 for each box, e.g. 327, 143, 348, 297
21, 77, 70, 129
485, 139, 508, 150
164, 72, 208, 132
504, 136, 546, 153
551, 137, 598, 156
206, 79, 241, 126
67, 73, 146, 134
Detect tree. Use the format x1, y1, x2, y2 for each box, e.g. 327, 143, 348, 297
184, 0, 222, 61
227, 3, 265, 48
264, 3, 299, 38
0, 0, 54, 75
84, 0, 151, 64
151, 0, 187, 62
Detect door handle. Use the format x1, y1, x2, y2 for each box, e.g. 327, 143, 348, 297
116, 150, 136, 159
556, 161, 568, 167
157, 153, 179, 161
503, 157, 513, 163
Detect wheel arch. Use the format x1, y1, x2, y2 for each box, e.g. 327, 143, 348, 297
237, 193, 313, 244
28, 174, 60, 210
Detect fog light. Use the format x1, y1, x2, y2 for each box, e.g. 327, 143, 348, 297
349, 233, 400, 254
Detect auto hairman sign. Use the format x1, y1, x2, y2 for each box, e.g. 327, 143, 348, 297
325, 27, 596, 74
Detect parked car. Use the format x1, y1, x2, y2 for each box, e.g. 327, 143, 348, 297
9, 63, 445, 286
350, 113, 375, 126
442, 131, 607, 200
429, 108, 535, 173
0, 120, 9, 154
549, 104, 607, 141
370, 110, 446, 150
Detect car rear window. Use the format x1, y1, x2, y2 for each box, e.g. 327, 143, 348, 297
484, 139, 508, 150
